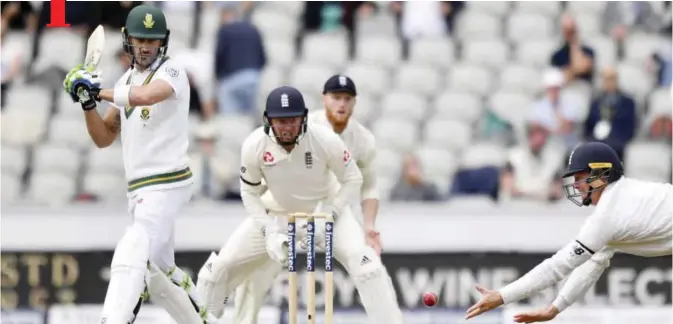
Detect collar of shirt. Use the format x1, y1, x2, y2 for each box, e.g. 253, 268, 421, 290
263, 129, 307, 163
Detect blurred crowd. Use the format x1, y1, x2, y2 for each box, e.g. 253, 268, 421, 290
1, 1, 671, 206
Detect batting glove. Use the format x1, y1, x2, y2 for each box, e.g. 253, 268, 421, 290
63, 65, 103, 111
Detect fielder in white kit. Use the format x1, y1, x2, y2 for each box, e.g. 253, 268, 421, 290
232, 75, 391, 323
63, 5, 214, 324
196, 85, 403, 323
465, 142, 673, 323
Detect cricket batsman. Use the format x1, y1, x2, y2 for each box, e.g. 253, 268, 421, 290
232, 75, 388, 323
195, 85, 403, 323
62, 5, 215, 324
465, 142, 672, 323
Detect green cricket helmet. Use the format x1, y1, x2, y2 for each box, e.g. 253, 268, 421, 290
121, 5, 170, 65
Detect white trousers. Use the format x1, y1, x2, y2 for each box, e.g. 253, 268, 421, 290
127, 185, 193, 271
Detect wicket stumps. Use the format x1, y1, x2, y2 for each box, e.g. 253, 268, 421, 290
287, 212, 334, 324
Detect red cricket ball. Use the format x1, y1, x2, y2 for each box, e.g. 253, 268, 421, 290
422, 292, 438, 307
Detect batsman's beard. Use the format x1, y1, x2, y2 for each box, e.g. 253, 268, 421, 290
129, 45, 161, 69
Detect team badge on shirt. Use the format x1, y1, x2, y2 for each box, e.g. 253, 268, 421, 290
263, 152, 275, 165
165, 67, 179, 78
343, 150, 352, 165
140, 107, 151, 121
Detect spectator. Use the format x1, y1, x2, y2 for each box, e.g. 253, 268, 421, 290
649, 40, 672, 87
499, 123, 564, 202
584, 67, 637, 159
391, 1, 463, 39
189, 124, 233, 199
601, 2, 662, 42
648, 113, 672, 144
215, 4, 266, 115
390, 153, 441, 202
1, 1, 37, 33
1, 11, 24, 108
530, 68, 583, 152
551, 14, 595, 84
187, 71, 215, 120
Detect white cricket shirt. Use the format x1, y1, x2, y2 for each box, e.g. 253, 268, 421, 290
499, 177, 673, 308
238, 124, 363, 226
110, 57, 192, 193
309, 110, 379, 200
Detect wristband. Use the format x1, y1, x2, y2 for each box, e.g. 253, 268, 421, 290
113, 85, 132, 107
551, 296, 569, 313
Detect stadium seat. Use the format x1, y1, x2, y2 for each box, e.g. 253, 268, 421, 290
513, 2, 561, 17
303, 93, 321, 111
506, 12, 554, 42
351, 94, 378, 123
1, 108, 49, 146
302, 32, 349, 67
408, 38, 456, 69
86, 145, 125, 174
1, 173, 22, 203
463, 39, 510, 70
566, 1, 607, 15
1, 145, 27, 176
488, 91, 535, 129
624, 142, 672, 182
48, 115, 93, 150
423, 119, 473, 152
455, 11, 502, 40
459, 142, 508, 169
57, 90, 82, 116
624, 35, 666, 65
103, 29, 124, 63
515, 40, 559, 68
355, 36, 402, 68
27, 172, 77, 205
264, 38, 296, 67
289, 63, 336, 95
447, 64, 494, 96
574, 13, 602, 38
380, 92, 428, 123
373, 149, 402, 178
355, 13, 397, 38
2, 31, 32, 65
416, 146, 459, 195
616, 63, 654, 105
5, 85, 52, 112
214, 115, 256, 150
587, 37, 618, 70
251, 9, 300, 39
466, 2, 511, 17
82, 172, 127, 201
258, 1, 305, 17
432, 91, 484, 124
197, 9, 219, 51
32, 144, 81, 176
498, 64, 543, 96
648, 88, 672, 117
371, 119, 418, 152
344, 64, 390, 96
259, 66, 287, 100
394, 64, 442, 97
32, 29, 85, 74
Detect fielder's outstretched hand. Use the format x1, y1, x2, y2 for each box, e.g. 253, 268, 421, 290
465, 285, 504, 320
512, 306, 559, 323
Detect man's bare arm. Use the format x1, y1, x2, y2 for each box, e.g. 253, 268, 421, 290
98, 80, 175, 107
85, 107, 121, 148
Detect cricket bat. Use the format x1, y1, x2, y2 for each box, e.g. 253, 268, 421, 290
84, 25, 105, 70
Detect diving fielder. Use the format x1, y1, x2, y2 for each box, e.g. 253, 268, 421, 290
63, 5, 214, 324
465, 142, 673, 323
233, 75, 385, 322
196, 85, 403, 323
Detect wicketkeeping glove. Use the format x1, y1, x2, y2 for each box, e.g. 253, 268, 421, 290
263, 223, 289, 267
63, 65, 103, 111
